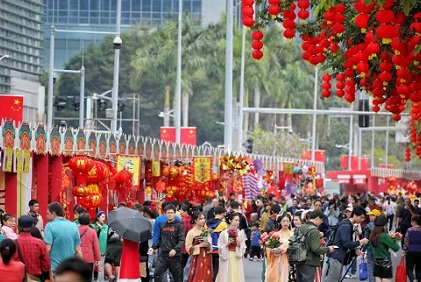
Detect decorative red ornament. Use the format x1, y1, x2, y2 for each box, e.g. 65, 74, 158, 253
72, 184, 89, 198
69, 156, 94, 174
252, 50, 263, 60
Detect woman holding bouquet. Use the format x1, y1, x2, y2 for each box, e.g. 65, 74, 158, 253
265, 213, 293, 282
216, 212, 247, 282
185, 211, 213, 282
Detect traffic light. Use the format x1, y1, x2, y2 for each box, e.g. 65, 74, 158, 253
358, 99, 370, 127
73, 97, 80, 111
97, 99, 107, 111
54, 97, 67, 111
244, 138, 253, 153
118, 98, 126, 112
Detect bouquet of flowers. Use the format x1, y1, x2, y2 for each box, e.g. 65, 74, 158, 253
228, 228, 238, 238
199, 228, 213, 241
260, 231, 281, 249
389, 231, 403, 241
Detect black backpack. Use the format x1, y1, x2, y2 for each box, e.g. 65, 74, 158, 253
287, 225, 316, 264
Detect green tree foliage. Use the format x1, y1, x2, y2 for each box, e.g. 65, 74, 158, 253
250, 126, 308, 158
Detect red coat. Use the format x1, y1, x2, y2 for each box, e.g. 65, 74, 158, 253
78, 225, 101, 263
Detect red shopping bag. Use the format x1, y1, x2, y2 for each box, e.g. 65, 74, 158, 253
395, 257, 406, 282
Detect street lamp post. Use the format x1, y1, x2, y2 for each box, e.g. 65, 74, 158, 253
111, 0, 122, 135
0, 54, 9, 61
47, 26, 55, 129
311, 66, 318, 162
175, 0, 183, 144
224, 0, 234, 150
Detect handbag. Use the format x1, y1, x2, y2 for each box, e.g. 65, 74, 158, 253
359, 255, 368, 281
395, 257, 407, 282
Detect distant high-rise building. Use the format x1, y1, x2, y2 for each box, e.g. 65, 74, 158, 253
0, 0, 44, 123
0, 0, 44, 93
42, 0, 225, 68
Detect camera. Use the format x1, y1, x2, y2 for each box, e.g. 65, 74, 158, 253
113, 36, 122, 49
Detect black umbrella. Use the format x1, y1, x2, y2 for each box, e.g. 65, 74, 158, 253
108, 207, 152, 242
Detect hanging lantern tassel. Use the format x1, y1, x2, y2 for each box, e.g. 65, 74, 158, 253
119, 239, 140, 282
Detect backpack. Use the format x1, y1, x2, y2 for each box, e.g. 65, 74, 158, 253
287, 225, 316, 264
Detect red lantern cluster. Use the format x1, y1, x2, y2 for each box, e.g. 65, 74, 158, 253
114, 168, 133, 191
245, 1, 421, 149
251, 30, 264, 60
321, 73, 331, 98
282, 2, 296, 40
241, 0, 254, 28
267, 0, 280, 18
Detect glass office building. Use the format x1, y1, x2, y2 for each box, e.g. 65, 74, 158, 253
0, 0, 44, 93
42, 0, 207, 68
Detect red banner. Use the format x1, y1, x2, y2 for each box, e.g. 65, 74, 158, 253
340, 155, 370, 170
181, 127, 196, 146
301, 150, 325, 162
160, 127, 176, 143
160, 127, 196, 146
0, 95, 23, 124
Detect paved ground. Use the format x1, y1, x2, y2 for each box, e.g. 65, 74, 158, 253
244, 251, 403, 282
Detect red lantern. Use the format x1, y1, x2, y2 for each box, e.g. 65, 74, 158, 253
252, 50, 264, 60
83, 193, 103, 209
72, 184, 89, 198
87, 161, 108, 184
69, 156, 94, 174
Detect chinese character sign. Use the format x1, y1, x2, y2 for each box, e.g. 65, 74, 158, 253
193, 157, 211, 183
117, 155, 141, 187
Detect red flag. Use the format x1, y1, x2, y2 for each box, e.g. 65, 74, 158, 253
340, 155, 348, 169
301, 150, 311, 160
160, 127, 176, 142
181, 127, 196, 146
0, 95, 23, 124
302, 150, 325, 162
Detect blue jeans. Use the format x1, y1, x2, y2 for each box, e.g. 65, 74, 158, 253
367, 253, 375, 282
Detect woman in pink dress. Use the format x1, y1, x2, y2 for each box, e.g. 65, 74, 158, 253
0, 239, 25, 282
265, 213, 293, 282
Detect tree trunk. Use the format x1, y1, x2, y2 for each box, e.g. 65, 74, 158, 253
182, 91, 189, 127
254, 86, 260, 128
287, 100, 293, 132
164, 86, 171, 127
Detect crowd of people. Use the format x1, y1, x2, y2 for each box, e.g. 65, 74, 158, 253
0, 191, 420, 282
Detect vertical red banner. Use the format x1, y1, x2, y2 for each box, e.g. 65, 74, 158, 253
181, 127, 197, 146
160, 127, 176, 142
340, 155, 348, 169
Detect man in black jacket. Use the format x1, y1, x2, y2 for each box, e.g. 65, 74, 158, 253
148, 204, 185, 282
321, 206, 368, 282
